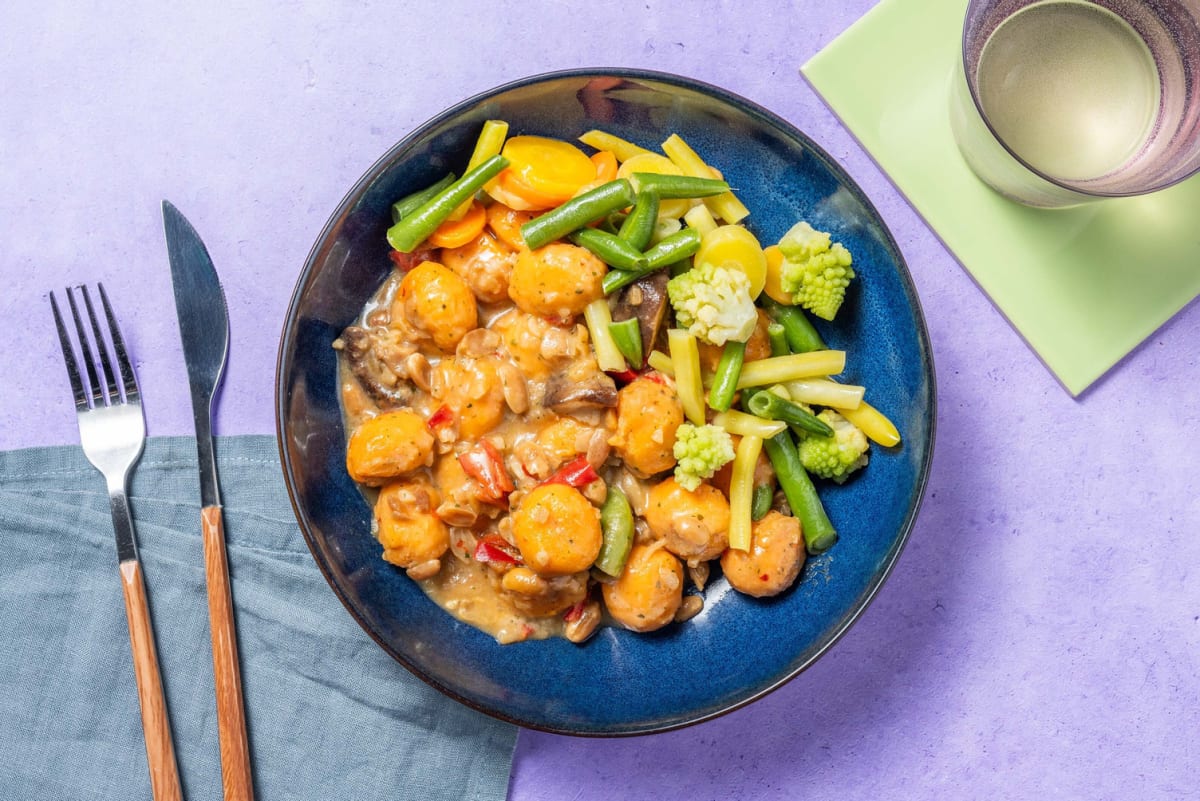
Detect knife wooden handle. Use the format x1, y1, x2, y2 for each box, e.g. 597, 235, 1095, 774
202, 505, 255, 801
119, 559, 183, 801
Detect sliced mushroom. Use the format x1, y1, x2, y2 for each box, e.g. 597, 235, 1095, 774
542, 371, 618, 413
338, 326, 413, 407
674, 594, 704, 623
609, 272, 670, 362
564, 599, 603, 644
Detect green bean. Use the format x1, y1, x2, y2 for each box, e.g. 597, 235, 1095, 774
767, 322, 789, 357
762, 432, 838, 554
788, 424, 815, 442
707, 340, 745, 412
600, 211, 627, 235
601, 268, 641, 296
747, 391, 834, 437
600, 229, 703, 294
762, 297, 826, 353
617, 190, 659, 251
608, 318, 644, 369
520, 179, 635, 250
390, 173, 456, 223
751, 483, 773, 521
643, 228, 701, 269
570, 228, 648, 272
630, 172, 730, 199
738, 385, 759, 410
386, 155, 508, 253
595, 485, 634, 577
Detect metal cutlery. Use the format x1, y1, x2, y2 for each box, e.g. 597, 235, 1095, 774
50, 284, 183, 801
162, 200, 254, 801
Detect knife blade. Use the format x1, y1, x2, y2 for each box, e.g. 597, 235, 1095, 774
162, 200, 255, 801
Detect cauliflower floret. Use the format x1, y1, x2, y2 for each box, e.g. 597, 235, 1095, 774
797, 409, 869, 483
672, 423, 735, 491
778, 221, 855, 321
667, 261, 757, 345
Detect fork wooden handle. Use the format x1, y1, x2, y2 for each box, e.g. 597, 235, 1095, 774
119, 559, 183, 801
202, 505, 255, 801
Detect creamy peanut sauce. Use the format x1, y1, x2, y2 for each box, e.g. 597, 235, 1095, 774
336, 246, 621, 644
333, 206, 804, 644
422, 555, 564, 644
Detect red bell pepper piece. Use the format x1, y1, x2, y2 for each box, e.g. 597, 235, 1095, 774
458, 440, 514, 504
473, 534, 520, 565
542, 454, 600, 489
642, 370, 668, 386
606, 368, 639, 386
427, 404, 454, 431
563, 599, 587, 622
388, 245, 435, 272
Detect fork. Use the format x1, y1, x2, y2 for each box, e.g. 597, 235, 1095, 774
50, 284, 183, 801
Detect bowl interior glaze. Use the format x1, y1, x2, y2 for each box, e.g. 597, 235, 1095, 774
276, 69, 935, 736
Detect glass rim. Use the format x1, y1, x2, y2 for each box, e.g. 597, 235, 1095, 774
959, 0, 1200, 199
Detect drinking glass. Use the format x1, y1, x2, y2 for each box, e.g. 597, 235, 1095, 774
950, 0, 1200, 207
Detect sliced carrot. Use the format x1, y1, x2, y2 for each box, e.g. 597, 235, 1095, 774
428, 201, 487, 249
498, 168, 565, 210
486, 203, 537, 250
762, 244, 792, 305
484, 175, 541, 211
572, 151, 620, 197
502, 135, 596, 206
590, 150, 618, 183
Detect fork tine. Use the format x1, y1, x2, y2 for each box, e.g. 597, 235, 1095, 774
79, 284, 121, 405
97, 283, 140, 403
50, 290, 89, 411
65, 287, 105, 408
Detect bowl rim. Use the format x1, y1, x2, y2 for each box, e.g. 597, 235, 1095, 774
275, 66, 937, 736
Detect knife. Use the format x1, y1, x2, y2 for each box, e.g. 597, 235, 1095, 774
162, 200, 255, 801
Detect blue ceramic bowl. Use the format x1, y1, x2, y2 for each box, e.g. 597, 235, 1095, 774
276, 69, 935, 736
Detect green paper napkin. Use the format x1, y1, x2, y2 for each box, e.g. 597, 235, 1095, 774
0, 436, 517, 801
802, 0, 1200, 395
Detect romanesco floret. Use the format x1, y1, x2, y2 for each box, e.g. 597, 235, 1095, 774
778, 221, 855, 321
673, 423, 735, 491
797, 409, 869, 483
667, 260, 757, 345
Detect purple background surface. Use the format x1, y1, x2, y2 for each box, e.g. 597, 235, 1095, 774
4, 2, 1198, 799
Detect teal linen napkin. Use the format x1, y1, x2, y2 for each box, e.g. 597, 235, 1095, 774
0, 435, 517, 801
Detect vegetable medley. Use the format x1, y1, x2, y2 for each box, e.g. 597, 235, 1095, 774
334, 121, 900, 644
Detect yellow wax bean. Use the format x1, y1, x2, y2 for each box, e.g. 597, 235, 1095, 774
838, 400, 901, 447
668, 329, 705, 425
647, 349, 674, 376
584, 298, 627, 373
735, 351, 846, 389
661, 134, 750, 223
579, 130, 653, 162
712, 410, 787, 439
451, 120, 509, 220
728, 434, 762, 552
784, 378, 865, 410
